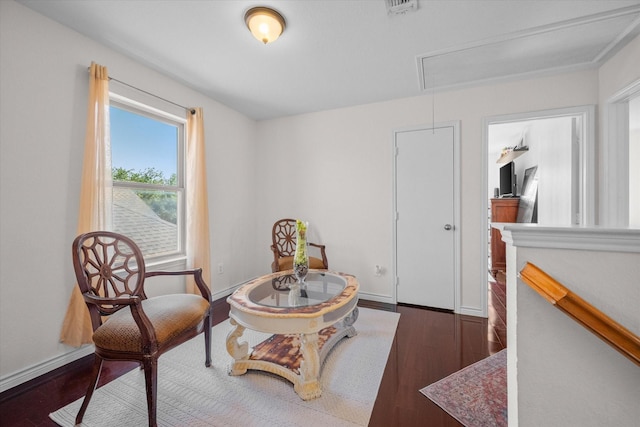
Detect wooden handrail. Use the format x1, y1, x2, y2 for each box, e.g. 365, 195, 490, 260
519, 262, 640, 367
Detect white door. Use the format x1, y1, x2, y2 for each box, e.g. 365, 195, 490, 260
395, 124, 457, 310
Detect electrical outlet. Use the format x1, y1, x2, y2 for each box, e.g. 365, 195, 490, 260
375, 265, 383, 277
217, 263, 224, 274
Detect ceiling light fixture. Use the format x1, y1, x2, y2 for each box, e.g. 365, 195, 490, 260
244, 7, 286, 44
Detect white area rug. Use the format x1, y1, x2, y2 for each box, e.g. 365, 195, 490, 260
50, 307, 399, 426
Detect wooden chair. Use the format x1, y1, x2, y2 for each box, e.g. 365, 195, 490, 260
71, 231, 212, 427
271, 218, 328, 273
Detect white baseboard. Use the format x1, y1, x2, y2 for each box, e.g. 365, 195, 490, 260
358, 291, 395, 305
0, 277, 386, 394
459, 305, 487, 318
0, 345, 95, 394
0, 280, 254, 395
212, 277, 257, 302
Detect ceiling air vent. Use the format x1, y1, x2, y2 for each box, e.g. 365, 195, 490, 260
385, 0, 418, 15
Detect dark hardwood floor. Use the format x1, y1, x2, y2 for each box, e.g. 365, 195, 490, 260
0, 276, 506, 426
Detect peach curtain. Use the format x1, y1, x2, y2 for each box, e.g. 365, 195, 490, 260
60, 62, 112, 346
185, 108, 212, 293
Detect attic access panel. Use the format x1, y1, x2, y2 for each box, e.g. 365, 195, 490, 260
417, 9, 640, 91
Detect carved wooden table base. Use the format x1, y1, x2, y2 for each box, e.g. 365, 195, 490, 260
226, 307, 358, 400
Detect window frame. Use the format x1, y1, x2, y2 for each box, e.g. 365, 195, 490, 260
109, 93, 187, 267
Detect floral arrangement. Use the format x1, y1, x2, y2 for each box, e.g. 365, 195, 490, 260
293, 219, 309, 282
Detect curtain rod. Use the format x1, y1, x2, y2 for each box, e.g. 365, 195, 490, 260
88, 67, 195, 115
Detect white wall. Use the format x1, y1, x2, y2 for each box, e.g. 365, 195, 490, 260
0, 1, 259, 384
256, 70, 599, 311
526, 117, 574, 225
502, 226, 640, 426
2, 0, 639, 393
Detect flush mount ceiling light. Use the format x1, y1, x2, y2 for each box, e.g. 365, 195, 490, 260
244, 7, 286, 44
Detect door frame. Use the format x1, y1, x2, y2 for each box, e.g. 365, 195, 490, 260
603, 78, 640, 226
392, 121, 461, 312
482, 105, 595, 315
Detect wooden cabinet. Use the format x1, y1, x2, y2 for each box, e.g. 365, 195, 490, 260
490, 198, 519, 277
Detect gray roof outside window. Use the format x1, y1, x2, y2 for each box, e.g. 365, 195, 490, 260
112, 187, 177, 257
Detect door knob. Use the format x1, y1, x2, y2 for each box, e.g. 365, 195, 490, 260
444, 224, 452, 231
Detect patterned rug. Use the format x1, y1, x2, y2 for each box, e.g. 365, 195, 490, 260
50, 307, 399, 427
420, 349, 507, 427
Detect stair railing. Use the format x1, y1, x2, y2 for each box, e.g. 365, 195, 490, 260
519, 262, 640, 367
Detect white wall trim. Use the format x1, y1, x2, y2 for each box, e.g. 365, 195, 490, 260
416, 5, 640, 93
452, 121, 461, 314
459, 305, 485, 317
496, 224, 640, 253
0, 278, 253, 394
212, 277, 258, 301
358, 291, 395, 305
602, 78, 640, 226
0, 345, 95, 393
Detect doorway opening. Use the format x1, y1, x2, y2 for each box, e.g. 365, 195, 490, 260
481, 106, 595, 316
604, 78, 640, 227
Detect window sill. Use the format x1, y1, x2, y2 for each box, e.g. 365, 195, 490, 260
145, 256, 188, 272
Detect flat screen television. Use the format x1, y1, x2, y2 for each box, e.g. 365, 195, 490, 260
499, 161, 516, 197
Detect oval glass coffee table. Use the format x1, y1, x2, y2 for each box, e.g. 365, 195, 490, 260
226, 269, 359, 400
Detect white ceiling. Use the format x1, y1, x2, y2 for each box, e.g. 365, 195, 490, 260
18, 0, 640, 121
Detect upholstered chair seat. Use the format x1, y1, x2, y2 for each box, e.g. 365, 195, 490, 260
92, 294, 211, 353
276, 255, 327, 272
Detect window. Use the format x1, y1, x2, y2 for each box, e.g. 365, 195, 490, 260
109, 95, 186, 262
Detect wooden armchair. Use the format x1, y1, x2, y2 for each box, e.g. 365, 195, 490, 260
71, 231, 212, 427
271, 218, 328, 273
